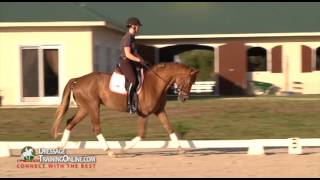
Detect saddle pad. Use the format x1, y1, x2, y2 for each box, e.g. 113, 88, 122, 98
109, 72, 127, 94
109, 70, 144, 95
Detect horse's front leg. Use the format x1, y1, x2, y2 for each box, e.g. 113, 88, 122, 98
156, 110, 185, 154
122, 116, 147, 151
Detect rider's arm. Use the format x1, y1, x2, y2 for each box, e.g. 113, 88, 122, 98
124, 47, 141, 63
135, 53, 145, 63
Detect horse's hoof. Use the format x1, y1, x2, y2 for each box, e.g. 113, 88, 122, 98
106, 150, 116, 157
120, 148, 127, 154
177, 148, 186, 155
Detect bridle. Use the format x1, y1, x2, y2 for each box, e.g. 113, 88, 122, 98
175, 77, 191, 101
146, 66, 193, 101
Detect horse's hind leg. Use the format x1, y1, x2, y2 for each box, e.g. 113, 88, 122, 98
87, 103, 115, 157
60, 107, 88, 148
156, 110, 184, 154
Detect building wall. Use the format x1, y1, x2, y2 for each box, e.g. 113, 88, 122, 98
248, 42, 320, 94
1, 28, 320, 106
0, 27, 93, 105
141, 37, 320, 94
92, 27, 124, 73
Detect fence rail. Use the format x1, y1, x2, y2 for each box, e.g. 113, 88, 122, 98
1, 138, 319, 149
174, 81, 216, 94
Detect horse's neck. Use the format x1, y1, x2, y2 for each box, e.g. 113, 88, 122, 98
143, 72, 164, 91
153, 64, 188, 82
146, 64, 189, 91
140, 68, 171, 100
149, 68, 175, 87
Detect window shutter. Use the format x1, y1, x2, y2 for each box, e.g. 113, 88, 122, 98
271, 45, 282, 73
301, 45, 312, 73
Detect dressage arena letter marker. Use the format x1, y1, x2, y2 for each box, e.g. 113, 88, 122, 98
288, 137, 303, 155
0, 142, 11, 157
247, 140, 265, 155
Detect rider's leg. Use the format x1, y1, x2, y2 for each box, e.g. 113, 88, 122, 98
128, 82, 137, 114
119, 59, 137, 114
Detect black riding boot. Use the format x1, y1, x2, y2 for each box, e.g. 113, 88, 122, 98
128, 83, 137, 114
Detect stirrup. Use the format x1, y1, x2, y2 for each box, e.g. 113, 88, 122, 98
129, 106, 137, 114
127, 102, 136, 114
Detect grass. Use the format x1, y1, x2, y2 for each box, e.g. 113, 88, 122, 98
1, 95, 320, 141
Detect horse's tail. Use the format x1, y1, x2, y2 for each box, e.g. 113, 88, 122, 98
51, 78, 75, 139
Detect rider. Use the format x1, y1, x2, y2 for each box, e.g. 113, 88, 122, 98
119, 17, 145, 114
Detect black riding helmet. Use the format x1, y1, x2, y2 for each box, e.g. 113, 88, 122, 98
126, 17, 142, 27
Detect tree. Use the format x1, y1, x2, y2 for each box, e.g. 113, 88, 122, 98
178, 50, 214, 81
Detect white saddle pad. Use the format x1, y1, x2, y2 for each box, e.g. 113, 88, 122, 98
109, 70, 144, 95
109, 72, 127, 94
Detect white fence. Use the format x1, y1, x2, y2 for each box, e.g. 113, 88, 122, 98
174, 81, 216, 94
1, 138, 319, 156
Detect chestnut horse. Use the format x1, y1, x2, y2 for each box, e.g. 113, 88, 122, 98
52, 62, 199, 156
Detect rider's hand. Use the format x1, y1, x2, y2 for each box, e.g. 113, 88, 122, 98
140, 59, 149, 69
139, 58, 145, 64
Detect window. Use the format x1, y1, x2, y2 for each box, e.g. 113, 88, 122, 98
116, 49, 121, 58
111, 49, 121, 71
43, 49, 59, 96
21, 47, 59, 99
105, 47, 111, 72
247, 47, 267, 72
22, 49, 39, 97
301, 45, 320, 72
316, 47, 320, 71
94, 45, 100, 72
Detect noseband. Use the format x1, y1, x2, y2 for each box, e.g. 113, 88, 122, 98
176, 78, 191, 101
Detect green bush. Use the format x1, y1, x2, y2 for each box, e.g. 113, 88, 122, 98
178, 50, 214, 81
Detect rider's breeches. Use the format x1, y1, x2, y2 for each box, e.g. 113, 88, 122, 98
119, 58, 138, 88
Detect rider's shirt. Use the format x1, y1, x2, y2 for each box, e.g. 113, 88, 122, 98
120, 32, 137, 60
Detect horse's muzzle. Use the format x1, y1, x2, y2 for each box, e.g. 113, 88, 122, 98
178, 91, 189, 102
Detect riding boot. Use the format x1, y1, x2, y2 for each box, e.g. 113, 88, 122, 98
128, 83, 137, 114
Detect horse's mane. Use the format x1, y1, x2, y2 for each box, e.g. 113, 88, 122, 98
149, 62, 193, 73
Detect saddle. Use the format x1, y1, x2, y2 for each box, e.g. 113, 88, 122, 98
109, 66, 144, 95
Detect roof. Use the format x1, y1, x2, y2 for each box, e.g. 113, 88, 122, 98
1, 2, 320, 36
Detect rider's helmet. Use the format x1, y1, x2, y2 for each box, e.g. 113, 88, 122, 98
126, 17, 142, 27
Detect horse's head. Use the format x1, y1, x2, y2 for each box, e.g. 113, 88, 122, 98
175, 67, 199, 102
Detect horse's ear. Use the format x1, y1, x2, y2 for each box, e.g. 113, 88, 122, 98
191, 69, 199, 75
